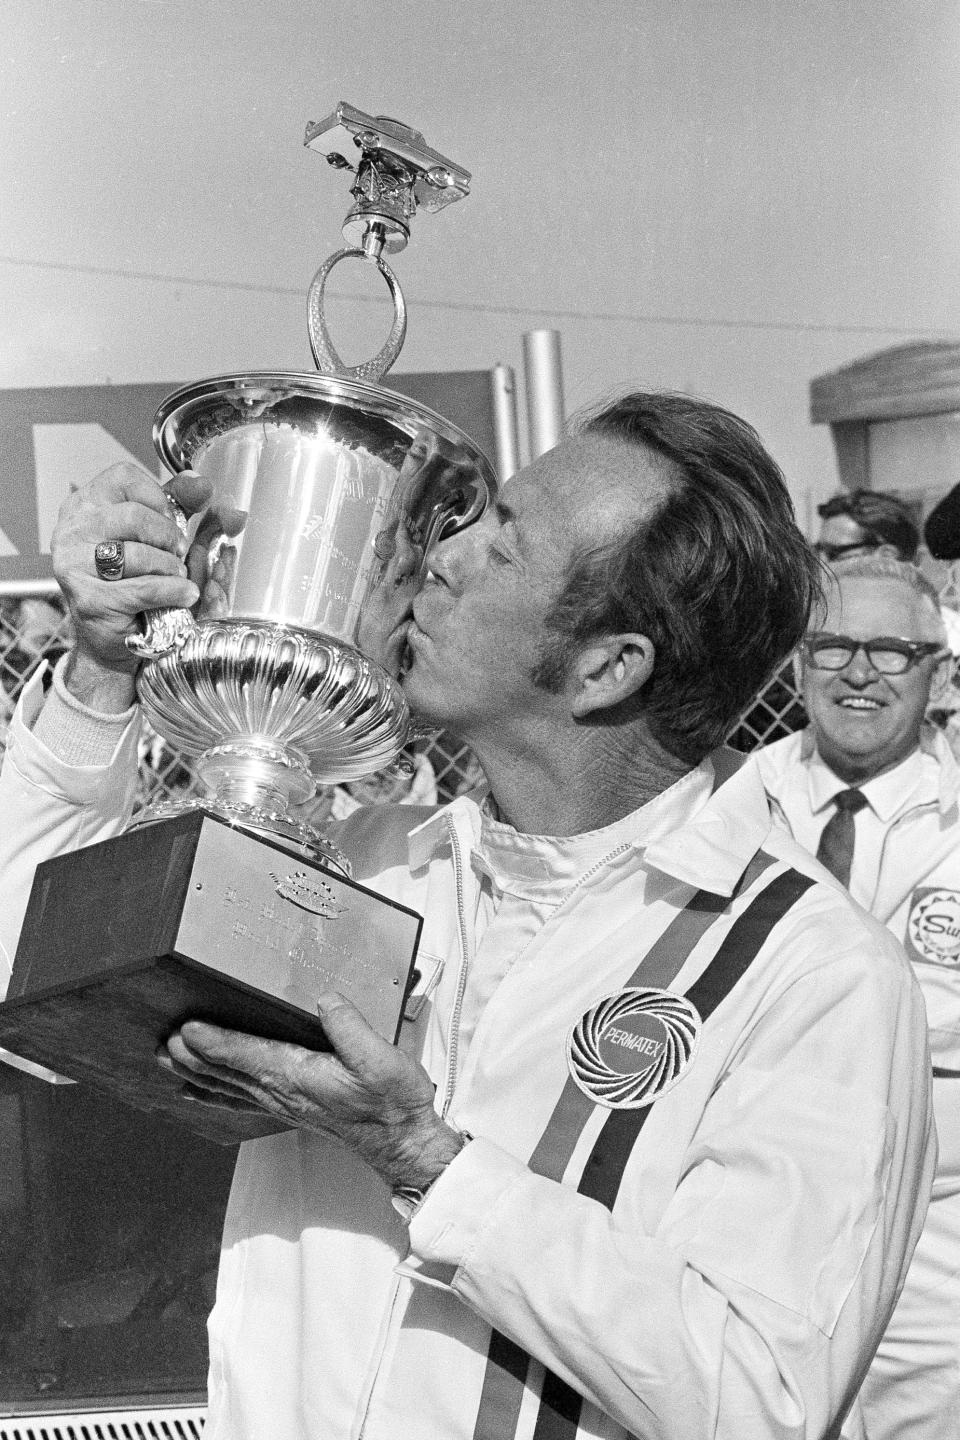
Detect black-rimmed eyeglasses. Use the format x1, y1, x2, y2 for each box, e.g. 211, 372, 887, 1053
803, 633, 947, 675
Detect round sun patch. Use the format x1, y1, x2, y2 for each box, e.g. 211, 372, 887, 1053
907, 888, 960, 967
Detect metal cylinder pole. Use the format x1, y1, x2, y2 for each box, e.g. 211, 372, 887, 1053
522, 329, 565, 460
0, 579, 60, 599
489, 364, 521, 482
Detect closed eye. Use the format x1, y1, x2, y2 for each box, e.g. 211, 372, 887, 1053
492, 512, 522, 559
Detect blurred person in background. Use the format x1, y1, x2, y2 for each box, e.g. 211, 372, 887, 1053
925, 480, 960, 563
815, 489, 919, 564
758, 553, 960, 1440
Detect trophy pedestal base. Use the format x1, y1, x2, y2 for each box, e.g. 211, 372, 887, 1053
0, 812, 422, 1144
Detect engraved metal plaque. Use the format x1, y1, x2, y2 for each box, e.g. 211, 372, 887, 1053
0, 813, 421, 1144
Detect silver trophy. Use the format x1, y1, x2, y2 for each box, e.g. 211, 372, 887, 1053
128, 104, 497, 869
0, 107, 498, 1139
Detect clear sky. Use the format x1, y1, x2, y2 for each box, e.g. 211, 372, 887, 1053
2, 0, 959, 522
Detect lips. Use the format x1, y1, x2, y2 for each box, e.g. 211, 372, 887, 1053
405, 606, 433, 664
409, 595, 428, 635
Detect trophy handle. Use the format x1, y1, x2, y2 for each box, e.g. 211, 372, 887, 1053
125, 495, 199, 661
307, 247, 408, 383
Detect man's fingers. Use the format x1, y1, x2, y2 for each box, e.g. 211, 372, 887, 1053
174, 1020, 312, 1081
161, 1027, 275, 1101
168, 1021, 252, 1073
86, 499, 184, 555
87, 462, 180, 516
57, 466, 201, 556
164, 471, 213, 517
159, 1040, 246, 1092
120, 573, 201, 612
181, 1082, 264, 1114
72, 570, 200, 616
314, 991, 389, 1074
193, 503, 247, 549
54, 499, 184, 570
158, 1042, 265, 1113
93, 540, 188, 583
165, 1023, 338, 1122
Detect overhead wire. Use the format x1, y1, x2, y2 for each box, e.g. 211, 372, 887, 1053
0, 253, 948, 341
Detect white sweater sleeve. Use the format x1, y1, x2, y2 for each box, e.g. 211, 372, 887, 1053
0, 663, 140, 993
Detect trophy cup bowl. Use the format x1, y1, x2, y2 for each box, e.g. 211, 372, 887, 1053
132, 370, 496, 863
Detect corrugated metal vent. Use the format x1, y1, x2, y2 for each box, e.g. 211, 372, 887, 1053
0, 1406, 205, 1439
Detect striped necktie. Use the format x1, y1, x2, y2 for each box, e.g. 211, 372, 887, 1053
815, 788, 868, 887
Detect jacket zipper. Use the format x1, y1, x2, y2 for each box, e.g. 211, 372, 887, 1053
559, 841, 633, 906
439, 812, 475, 1116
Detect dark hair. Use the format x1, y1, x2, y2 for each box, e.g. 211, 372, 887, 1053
923, 482, 960, 561
534, 391, 822, 764
816, 489, 918, 561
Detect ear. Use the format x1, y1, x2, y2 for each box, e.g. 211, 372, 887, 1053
568, 634, 655, 719
791, 646, 805, 695
929, 651, 954, 706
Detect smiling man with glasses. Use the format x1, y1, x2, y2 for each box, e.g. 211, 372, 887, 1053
759, 553, 960, 1440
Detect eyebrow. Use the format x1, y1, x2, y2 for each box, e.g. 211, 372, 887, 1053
493, 497, 526, 551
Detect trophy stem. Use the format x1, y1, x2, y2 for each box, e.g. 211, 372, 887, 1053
130, 735, 353, 874
196, 738, 316, 813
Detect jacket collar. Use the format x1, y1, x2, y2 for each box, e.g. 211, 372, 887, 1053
406, 745, 773, 899
642, 748, 773, 896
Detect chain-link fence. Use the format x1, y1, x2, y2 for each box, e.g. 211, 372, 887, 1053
4, 589, 960, 807
0, 594, 484, 815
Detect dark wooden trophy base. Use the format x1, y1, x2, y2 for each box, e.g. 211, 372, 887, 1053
0, 812, 422, 1144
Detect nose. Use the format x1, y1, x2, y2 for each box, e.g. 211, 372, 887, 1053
843, 644, 881, 685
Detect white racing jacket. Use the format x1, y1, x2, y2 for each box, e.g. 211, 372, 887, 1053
0, 671, 936, 1440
